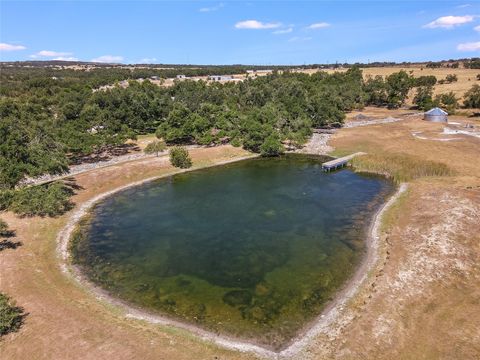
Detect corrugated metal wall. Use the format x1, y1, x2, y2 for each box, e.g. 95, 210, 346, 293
424, 114, 448, 122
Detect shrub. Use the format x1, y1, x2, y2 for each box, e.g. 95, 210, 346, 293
0, 219, 21, 251
144, 140, 167, 156
230, 138, 242, 147
0, 190, 14, 211
413, 86, 435, 110
414, 75, 437, 87
0, 220, 7, 237
435, 92, 458, 113
445, 74, 458, 83
0, 219, 11, 237
464, 59, 480, 69
464, 85, 480, 108
260, 135, 285, 157
169, 147, 192, 169
0, 292, 24, 336
426, 62, 442, 69
9, 182, 74, 217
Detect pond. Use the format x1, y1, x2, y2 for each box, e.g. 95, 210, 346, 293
71, 154, 394, 350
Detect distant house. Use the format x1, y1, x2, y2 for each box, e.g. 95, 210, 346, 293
176, 74, 186, 79
208, 75, 233, 81
424, 107, 448, 123
246, 69, 273, 74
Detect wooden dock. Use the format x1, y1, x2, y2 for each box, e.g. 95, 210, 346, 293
322, 152, 366, 171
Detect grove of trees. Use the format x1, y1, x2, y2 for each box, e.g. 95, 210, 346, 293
1, 63, 479, 216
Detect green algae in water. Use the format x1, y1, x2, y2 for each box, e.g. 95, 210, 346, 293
71, 154, 394, 350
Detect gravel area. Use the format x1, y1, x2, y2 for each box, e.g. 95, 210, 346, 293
296, 133, 334, 155
20, 151, 160, 187
344, 116, 404, 128
20, 143, 209, 187
443, 127, 480, 139
345, 113, 422, 128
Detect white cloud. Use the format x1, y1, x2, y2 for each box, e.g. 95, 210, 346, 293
36, 50, 73, 57
474, 25, 480, 32
457, 41, 480, 51
91, 55, 124, 63
0, 43, 26, 51
288, 36, 312, 42
457, 4, 471, 8
235, 20, 281, 29
424, 15, 475, 29
199, 3, 224, 12
52, 56, 78, 61
138, 57, 158, 63
273, 27, 293, 35
29, 50, 76, 60
307, 22, 330, 29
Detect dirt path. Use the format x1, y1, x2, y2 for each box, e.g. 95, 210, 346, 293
21, 144, 197, 187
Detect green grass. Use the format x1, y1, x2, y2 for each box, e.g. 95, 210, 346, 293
350, 153, 454, 183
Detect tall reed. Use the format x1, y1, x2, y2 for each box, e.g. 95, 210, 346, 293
350, 153, 454, 183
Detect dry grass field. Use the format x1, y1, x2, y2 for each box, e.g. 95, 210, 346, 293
323, 66, 480, 105
1, 113, 479, 359
303, 115, 480, 360
294, 65, 479, 106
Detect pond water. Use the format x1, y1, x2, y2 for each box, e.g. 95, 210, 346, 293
71, 154, 394, 350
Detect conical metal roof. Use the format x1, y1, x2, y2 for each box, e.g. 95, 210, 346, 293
425, 107, 448, 115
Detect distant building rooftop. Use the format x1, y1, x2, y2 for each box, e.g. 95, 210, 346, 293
208, 75, 233, 81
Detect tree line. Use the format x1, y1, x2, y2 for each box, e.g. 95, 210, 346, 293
1, 65, 480, 216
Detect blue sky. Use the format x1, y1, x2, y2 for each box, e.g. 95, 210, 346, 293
1, 1, 479, 65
